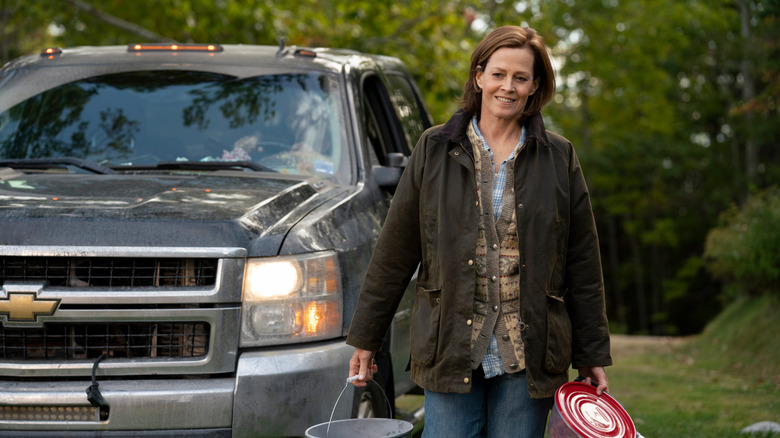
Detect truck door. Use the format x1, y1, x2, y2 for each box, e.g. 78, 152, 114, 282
358, 72, 432, 416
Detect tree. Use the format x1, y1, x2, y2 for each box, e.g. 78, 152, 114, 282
3, 0, 778, 335
705, 187, 780, 297
463, 0, 777, 333
5, 0, 480, 123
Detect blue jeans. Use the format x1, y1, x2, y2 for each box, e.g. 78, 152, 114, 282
422, 368, 553, 438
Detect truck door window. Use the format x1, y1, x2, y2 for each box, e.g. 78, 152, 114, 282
363, 95, 384, 168
385, 73, 432, 151
362, 76, 407, 165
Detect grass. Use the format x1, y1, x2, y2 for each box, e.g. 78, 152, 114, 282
396, 394, 424, 437
396, 294, 780, 437
607, 294, 780, 437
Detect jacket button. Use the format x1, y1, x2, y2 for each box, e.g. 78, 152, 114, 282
466, 319, 473, 326
468, 259, 474, 266
502, 334, 510, 341
464, 377, 470, 384
518, 202, 524, 208
475, 201, 479, 206
492, 244, 498, 250
492, 305, 499, 312
509, 363, 518, 369
454, 151, 460, 156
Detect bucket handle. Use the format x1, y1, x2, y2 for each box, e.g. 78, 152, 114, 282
326, 376, 393, 438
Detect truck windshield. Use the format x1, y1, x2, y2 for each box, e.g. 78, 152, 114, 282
0, 70, 350, 183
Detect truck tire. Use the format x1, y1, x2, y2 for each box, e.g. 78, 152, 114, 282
351, 374, 392, 419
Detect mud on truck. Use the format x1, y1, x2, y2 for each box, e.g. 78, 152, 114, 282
0, 42, 432, 437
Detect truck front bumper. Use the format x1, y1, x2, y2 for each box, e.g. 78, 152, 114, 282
0, 339, 354, 437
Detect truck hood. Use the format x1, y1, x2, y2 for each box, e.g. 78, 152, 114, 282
0, 171, 337, 252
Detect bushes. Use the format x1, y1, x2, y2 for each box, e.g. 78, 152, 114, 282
704, 187, 780, 297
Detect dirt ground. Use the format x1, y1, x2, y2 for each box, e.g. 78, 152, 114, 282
609, 334, 687, 357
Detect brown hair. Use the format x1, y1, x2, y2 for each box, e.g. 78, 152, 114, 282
461, 26, 556, 118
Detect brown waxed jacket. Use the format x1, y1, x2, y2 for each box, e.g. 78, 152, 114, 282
346, 110, 612, 399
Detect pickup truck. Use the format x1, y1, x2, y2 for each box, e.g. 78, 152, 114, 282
0, 42, 432, 437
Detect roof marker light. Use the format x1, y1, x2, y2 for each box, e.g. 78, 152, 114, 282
40, 47, 62, 57
294, 49, 317, 58
127, 44, 223, 53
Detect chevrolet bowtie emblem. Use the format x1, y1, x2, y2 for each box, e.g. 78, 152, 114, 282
0, 291, 60, 322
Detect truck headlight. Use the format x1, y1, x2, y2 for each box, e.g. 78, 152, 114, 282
240, 251, 343, 347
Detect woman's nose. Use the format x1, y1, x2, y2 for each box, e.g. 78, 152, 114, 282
500, 78, 513, 91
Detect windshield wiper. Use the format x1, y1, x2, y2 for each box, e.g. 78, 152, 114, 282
111, 161, 277, 173
0, 157, 116, 174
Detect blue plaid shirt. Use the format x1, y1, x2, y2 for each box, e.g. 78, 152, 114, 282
471, 116, 525, 378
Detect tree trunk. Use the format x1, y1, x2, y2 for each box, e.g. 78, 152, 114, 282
628, 230, 648, 333
737, 0, 757, 194
606, 214, 627, 331
1, 0, 8, 64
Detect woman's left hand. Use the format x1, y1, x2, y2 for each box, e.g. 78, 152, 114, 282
577, 366, 609, 395
348, 348, 378, 387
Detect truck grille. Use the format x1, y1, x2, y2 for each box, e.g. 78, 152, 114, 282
0, 256, 218, 288
0, 322, 210, 360
0, 405, 102, 422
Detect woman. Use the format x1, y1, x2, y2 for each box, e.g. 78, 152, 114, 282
346, 26, 611, 437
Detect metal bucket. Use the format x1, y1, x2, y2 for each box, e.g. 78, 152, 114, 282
306, 377, 414, 438
305, 418, 413, 438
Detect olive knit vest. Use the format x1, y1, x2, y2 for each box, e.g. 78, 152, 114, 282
467, 124, 527, 373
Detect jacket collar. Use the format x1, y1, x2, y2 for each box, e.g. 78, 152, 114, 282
431, 109, 473, 154
432, 109, 552, 151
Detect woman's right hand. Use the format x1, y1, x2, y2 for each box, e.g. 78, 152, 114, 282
348, 348, 378, 387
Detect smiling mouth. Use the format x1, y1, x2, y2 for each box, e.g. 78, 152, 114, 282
496, 96, 515, 103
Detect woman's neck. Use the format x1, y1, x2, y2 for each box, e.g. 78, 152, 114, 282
477, 115, 523, 151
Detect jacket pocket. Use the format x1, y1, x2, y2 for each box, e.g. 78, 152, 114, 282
544, 291, 572, 373
410, 283, 441, 366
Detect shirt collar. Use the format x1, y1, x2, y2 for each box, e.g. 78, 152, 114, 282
470, 116, 526, 162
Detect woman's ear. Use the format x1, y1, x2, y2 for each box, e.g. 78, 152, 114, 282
530, 77, 540, 95
475, 65, 484, 90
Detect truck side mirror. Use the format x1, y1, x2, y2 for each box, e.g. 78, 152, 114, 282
373, 152, 408, 191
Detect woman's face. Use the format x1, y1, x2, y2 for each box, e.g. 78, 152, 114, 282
476, 46, 539, 123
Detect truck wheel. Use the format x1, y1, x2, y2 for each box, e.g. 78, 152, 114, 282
351, 376, 391, 419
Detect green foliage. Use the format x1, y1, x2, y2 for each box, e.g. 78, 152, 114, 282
704, 187, 780, 297
3, 0, 779, 335
275, 1, 477, 122
2, 0, 480, 124
523, 0, 779, 335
